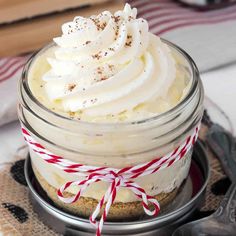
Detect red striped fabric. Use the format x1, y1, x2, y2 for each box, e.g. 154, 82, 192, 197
0, 58, 22, 75
129, 0, 236, 35
0, 56, 28, 84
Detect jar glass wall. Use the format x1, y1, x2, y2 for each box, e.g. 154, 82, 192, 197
18, 40, 204, 219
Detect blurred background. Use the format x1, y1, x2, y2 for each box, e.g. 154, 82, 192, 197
0, 0, 123, 56
1, 0, 236, 57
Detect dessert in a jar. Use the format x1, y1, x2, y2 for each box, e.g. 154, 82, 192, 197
18, 4, 204, 220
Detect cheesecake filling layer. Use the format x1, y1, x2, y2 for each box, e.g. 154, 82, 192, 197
31, 149, 192, 202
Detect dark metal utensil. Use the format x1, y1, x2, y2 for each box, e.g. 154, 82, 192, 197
173, 123, 236, 236
172, 183, 236, 236
206, 123, 236, 182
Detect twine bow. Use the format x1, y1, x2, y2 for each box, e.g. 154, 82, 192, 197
22, 125, 199, 236
57, 170, 160, 236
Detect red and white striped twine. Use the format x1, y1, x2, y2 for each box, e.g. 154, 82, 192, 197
22, 125, 200, 236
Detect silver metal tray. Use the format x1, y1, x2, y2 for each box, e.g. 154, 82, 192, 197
24, 141, 210, 236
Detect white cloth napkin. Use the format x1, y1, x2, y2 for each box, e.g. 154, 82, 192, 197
0, 0, 236, 127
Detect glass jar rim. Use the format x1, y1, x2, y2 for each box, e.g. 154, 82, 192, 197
21, 39, 200, 128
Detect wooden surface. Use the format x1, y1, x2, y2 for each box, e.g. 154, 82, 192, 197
0, 0, 111, 24
0, 0, 124, 57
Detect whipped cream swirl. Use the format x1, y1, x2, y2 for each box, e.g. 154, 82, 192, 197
43, 4, 176, 116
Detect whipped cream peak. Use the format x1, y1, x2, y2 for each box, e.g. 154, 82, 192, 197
42, 4, 178, 117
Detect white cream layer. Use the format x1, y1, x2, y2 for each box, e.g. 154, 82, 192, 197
28, 4, 190, 122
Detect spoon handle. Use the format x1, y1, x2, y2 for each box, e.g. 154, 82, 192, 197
213, 183, 236, 223
206, 124, 236, 182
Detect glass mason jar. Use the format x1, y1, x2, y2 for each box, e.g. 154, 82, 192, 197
18, 40, 204, 220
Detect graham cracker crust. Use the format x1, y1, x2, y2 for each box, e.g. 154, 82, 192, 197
33, 166, 179, 220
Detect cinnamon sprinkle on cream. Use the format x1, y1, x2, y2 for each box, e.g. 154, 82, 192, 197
92, 51, 102, 60
125, 35, 132, 47
68, 84, 77, 92
69, 111, 75, 117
